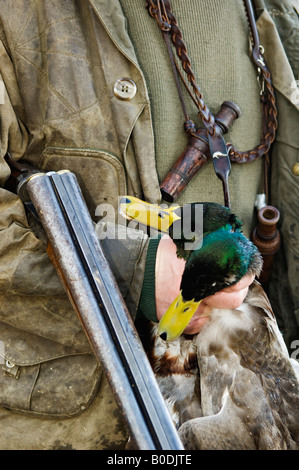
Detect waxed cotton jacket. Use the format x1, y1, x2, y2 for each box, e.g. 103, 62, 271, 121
0, 0, 159, 419
0, 0, 298, 422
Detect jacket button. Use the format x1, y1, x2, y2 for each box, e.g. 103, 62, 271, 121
292, 163, 299, 175
113, 78, 137, 101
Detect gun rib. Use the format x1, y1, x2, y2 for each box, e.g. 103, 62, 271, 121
25, 170, 183, 451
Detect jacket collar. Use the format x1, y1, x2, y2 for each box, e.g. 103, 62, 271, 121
88, 0, 140, 69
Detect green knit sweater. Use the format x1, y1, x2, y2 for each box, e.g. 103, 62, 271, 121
137, 235, 162, 322
120, 0, 265, 323
118, 0, 263, 236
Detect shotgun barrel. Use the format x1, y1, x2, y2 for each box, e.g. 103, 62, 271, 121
9, 160, 183, 450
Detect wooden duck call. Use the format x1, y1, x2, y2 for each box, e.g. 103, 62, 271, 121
160, 101, 241, 203
251, 205, 281, 285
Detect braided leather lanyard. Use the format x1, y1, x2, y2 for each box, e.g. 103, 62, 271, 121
145, 0, 278, 207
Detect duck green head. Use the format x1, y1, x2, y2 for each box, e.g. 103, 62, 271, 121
169, 201, 243, 259
119, 196, 259, 341
119, 196, 242, 259
158, 230, 263, 341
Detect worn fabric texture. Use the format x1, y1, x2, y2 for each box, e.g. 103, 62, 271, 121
0, 0, 298, 449
254, 0, 299, 349
0, 373, 127, 450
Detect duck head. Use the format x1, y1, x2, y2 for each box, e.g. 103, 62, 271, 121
159, 230, 263, 341
119, 196, 260, 342
119, 196, 242, 259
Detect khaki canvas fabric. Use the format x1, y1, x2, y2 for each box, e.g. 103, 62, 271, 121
255, 0, 299, 347
0, 0, 297, 449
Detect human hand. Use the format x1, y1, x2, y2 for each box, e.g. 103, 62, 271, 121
155, 235, 255, 335
181, 273, 255, 335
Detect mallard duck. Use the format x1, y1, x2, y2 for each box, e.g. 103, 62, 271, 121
120, 197, 242, 260
149, 281, 299, 450
120, 196, 299, 450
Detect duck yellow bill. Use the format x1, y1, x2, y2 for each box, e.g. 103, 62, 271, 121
119, 196, 180, 233
158, 291, 202, 341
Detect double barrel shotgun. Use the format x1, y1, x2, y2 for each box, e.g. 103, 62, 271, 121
4, 153, 184, 451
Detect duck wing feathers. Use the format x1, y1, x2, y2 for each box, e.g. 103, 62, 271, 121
146, 282, 299, 449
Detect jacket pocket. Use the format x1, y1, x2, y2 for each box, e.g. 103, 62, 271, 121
0, 355, 102, 418
40, 147, 127, 219
0, 323, 102, 418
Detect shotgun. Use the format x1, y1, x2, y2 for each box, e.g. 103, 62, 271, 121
4, 153, 184, 451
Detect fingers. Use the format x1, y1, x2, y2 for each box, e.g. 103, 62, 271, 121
182, 274, 255, 334
203, 273, 255, 309
221, 273, 255, 293
182, 303, 212, 335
